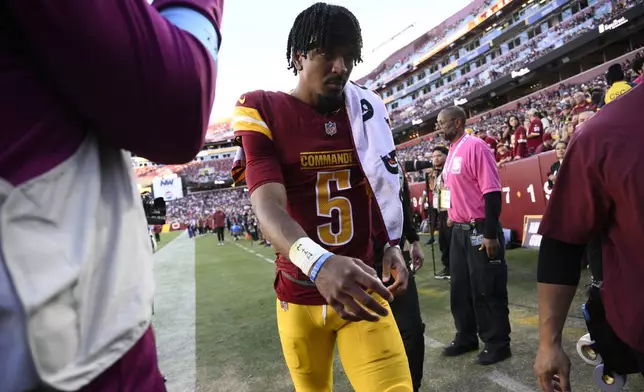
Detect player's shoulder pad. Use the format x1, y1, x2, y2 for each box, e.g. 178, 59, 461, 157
234, 90, 265, 109
232, 90, 273, 140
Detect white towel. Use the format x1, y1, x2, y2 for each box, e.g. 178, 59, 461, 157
344, 81, 403, 245
232, 83, 403, 245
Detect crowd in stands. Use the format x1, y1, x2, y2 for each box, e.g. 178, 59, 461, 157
396, 48, 643, 183
166, 188, 250, 224
166, 187, 270, 245
205, 121, 233, 143
176, 159, 233, 183
363, 0, 496, 90
135, 157, 233, 185
389, 0, 640, 127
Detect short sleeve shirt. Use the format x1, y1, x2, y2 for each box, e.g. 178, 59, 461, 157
444, 135, 501, 223
538, 84, 644, 352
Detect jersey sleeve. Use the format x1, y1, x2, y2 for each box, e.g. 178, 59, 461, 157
232, 92, 283, 194
515, 127, 528, 157
473, 140, 502, 195
232, 91, 272, 140
538, 129, 611, 244
241, 133, 284, 194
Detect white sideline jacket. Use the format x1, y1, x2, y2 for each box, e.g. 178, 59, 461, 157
0, 136, 155, 391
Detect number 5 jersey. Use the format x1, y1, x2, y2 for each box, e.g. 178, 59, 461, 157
232, 90, 375, 306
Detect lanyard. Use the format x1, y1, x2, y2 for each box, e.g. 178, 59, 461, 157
434, 170, 443, 189
442, 134, 469, 185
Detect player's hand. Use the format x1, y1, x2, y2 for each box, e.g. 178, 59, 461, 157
534, 344, 571, 392
479, 237, 500, 259
314, 255, 392, 322
410, 241, 424, 271
447, 218, 454, 228
382, 246, 409, 297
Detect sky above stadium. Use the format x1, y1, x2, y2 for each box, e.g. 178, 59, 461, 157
210, 0, 471, 122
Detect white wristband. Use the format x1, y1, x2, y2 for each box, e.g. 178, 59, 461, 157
289, 237, 328, 276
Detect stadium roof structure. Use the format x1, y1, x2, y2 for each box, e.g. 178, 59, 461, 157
356, 0, 491, 86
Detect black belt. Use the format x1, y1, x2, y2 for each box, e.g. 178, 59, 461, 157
281, 270, 317, 287
453, 220, 484, 231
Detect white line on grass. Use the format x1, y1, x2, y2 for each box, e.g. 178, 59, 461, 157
231, 241, 274, 263
486, 370, 538, 392
423, 334, 444, 348
153, 231, 197, 392
233, 240, 537, 392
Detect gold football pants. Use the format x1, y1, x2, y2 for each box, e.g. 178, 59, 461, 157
276, 293, 413, 392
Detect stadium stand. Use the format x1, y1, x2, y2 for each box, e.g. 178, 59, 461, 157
395, 46, 643, 165
165, 187, 250, 224
369, 0, 643, 128
135, 0, 643, 234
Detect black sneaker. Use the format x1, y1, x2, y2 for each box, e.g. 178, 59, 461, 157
435, 267, 450, 280
476, 346, 512, 365
442, 341, 479, 357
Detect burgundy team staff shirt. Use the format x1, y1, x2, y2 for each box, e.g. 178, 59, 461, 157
1, 0, 222, 187
538, 84, 644, 353
0, 1, 222, 390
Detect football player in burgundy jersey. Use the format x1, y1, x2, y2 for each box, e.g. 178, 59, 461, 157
230, 3, 412, 391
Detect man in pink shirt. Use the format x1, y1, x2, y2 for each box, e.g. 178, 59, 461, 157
436, 106, 511, 365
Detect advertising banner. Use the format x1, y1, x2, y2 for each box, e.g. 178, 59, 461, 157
153, 176, 184, 201
522, 215, 543, 249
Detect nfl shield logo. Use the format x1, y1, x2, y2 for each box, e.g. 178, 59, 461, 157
325, 121, 337, 136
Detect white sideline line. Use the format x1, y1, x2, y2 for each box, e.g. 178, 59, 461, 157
153, 231, 196, 392
486, 370, 538, 392
423, 334, 444, 349
231, 241, 273, 263
233, 241, 537, 392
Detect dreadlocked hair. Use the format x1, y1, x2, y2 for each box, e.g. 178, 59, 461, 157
286, 2, 363, 75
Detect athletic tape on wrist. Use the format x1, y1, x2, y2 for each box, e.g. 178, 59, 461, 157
289, 237, 329, 276
309, 252, 333, 282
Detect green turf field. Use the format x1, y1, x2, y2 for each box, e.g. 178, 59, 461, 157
152, 232, 643, 392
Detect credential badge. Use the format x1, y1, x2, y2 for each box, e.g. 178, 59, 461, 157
325, 121, 337, 136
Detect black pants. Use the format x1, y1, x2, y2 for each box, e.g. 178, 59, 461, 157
449, 221, 511, 350
216, 227, 225, 242
637, 351, 644, 376
154, 232, 161, 242
437, 211, 452, 269
375, 250, 425, 392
